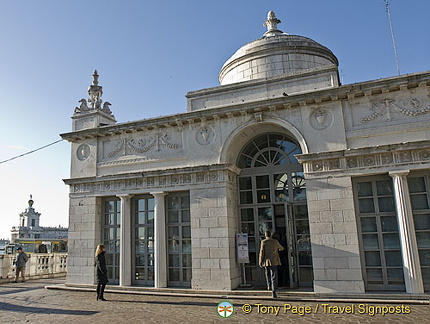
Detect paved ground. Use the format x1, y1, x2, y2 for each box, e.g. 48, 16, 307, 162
0, 279, 428, 323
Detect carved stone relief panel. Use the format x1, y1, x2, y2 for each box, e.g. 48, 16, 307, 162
310, 108, 334, 130
75, 117, 96, 131
76, 144, 91, 161
196, 125, 216, 145
351, 96, 430, 127
196, 173, 205, 182
70, 169, 235, 195
307, 147, 430, 174
361, 98, 429, 123
102, 131, 182, 162
328, 158, 340, 170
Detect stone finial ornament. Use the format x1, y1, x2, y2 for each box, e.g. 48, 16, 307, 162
28, 194, 34, 208
92, 70, 99, 85
74, 70, 114, 117
264, 11, 280, 30
263, 11, 285, 37
88, 70, 103, 109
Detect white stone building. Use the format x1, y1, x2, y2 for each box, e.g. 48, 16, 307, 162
10, 196, 68, 242
61, 12, 429, 294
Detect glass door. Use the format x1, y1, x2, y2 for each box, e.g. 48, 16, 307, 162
103, 198, 121, 284
167, 193, 192, 287
132, 196, 155, 286
292, 204, 313, 287
237, 133, 311, 289
238, 173, 312, 288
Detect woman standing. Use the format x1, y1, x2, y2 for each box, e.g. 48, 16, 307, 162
95, 244, 109, 301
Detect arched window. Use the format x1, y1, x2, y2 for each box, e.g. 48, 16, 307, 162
238, 134, 301, 169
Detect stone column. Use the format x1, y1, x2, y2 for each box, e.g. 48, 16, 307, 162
118, 194, 133, 286
389, 171, 424, 293
151, 192, 168, 288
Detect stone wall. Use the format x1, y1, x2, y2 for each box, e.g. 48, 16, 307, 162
307, 176, 365, 293
190, 180, 240, 290
66, 196, 99, 285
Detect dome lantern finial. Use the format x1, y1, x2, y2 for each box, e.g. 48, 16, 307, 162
263, 11, 284, 37
28, 194, 34, 208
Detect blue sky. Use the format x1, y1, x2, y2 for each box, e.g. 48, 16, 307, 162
0, 1, 429, 239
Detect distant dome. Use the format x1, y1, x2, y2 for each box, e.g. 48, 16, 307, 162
219, 11, 338, 85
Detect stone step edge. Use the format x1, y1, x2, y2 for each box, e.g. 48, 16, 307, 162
45, 284, 429, 305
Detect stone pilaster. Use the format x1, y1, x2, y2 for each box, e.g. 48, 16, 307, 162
307, 176, 365, 293
152, 192, 168, 288
118, 195, 133, 286
389, 171, 424, 293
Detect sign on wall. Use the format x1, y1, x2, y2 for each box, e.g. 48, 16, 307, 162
236, 233, 249, 264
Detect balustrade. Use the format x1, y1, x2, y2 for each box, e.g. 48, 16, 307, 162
0, 253, 67, 282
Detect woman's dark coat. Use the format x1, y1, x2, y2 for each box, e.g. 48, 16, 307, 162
95, 252, 109, 284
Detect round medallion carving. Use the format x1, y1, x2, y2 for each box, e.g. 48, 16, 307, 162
310, 109, 333, 130
196, 126, 216, 145
76, 144, 90, 161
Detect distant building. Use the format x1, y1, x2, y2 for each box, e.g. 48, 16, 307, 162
0, 239, 10, 254
10, 195, 68, 242
0, 239, 9, 246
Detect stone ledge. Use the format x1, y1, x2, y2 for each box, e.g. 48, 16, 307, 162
45, 283, 429, 304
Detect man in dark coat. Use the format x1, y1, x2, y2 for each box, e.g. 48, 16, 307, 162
259, 231, 284, 298
13, 247, 28, 283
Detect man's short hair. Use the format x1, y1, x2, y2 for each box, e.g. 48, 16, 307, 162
17, 247, 22, 251
265, 231, 271, 238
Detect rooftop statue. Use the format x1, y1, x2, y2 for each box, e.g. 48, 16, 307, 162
88, 70, 103, 109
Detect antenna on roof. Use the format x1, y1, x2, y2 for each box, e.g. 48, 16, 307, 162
384, 0, 400, 76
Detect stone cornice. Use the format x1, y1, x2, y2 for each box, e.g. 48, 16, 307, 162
60, 71, 430, 142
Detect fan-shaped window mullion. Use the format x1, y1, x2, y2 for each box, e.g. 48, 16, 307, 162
272, 148, 289, 165
254, 148, 270, 166
238, 133, 301, 169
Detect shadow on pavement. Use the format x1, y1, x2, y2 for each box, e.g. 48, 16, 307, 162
0, 286, 42, 295
111, 299, 216, 307
0, 301, 98, 316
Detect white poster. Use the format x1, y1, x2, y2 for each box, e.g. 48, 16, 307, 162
236, 232, 249, 264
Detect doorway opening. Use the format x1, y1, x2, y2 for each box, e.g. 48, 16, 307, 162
237, 133, 313, 288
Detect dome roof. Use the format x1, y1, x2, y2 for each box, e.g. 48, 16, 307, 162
219, 11, 339, 85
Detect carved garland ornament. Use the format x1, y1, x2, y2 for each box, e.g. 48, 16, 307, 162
107, 133, 180, 158
361, 98, 429, 123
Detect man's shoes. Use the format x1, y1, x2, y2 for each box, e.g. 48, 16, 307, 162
12, 281, 17, 283
272, 291, 278, 298
99, 297, 107, 301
